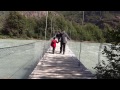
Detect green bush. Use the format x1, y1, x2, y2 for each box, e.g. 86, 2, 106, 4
2, 11, 26, 36
94, 26, 120, 79
0, 11, 105, 42
94, 44, 120, 79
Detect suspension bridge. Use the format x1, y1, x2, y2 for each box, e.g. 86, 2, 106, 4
28, 42, 96, 79
0, 39, 98, 79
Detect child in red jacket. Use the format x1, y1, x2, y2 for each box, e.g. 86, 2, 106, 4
51, 37, 58, 54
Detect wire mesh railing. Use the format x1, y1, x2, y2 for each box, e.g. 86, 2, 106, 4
0, 39, 51, 79
67, 41, 113, 74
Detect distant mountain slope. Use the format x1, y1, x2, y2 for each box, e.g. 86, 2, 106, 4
1, 11, 120, 30
19, 11, 47, 18
0, 11, 57, 18
57, 11, 120, 29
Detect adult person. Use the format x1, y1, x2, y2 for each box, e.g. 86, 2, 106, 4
60, 30, 70, 54
55, 31, 61, 43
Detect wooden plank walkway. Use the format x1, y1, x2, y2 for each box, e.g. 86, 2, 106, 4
28, 42, 96, 79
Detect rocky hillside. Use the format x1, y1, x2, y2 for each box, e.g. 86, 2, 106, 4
0, 11, 119, 42
57, 11, 120, 29
0, 11, 56, 29
1, 11, 120, 30
19, 11, 47, 18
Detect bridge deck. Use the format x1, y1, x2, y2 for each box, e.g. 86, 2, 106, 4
28, 42, 96, 79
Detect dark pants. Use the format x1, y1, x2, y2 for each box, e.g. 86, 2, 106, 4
60, 42, 66, 54
52, 47, 55, 54
58, 38, 60, 42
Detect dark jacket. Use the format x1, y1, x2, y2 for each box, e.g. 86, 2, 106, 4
56, 33, 61, 39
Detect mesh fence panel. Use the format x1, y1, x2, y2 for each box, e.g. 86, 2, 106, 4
0, 40, 51, 79
68, 41, 112, 74
0, 43, 34, 58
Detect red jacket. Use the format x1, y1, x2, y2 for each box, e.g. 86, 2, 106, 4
51, 39, 57, 48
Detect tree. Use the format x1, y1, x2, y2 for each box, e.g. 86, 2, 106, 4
2, 11, 26, 37
94, 26, 120, 79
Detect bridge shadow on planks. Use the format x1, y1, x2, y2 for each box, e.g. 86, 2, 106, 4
29, 50, 96, 79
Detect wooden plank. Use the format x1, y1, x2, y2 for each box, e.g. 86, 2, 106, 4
28, 43, 96, 79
